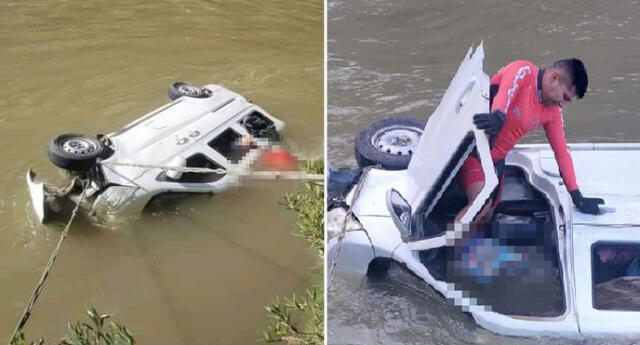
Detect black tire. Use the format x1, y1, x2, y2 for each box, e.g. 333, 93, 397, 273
48, 133, 107, 171
168, 82, 211, 101
355, 117, 427, 170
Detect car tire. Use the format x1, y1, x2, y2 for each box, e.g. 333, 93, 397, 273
48, 133, 107, 171
168, 82, 211, 101
355, 117, 427, 170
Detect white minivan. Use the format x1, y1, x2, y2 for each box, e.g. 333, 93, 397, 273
28, 82, 284, 223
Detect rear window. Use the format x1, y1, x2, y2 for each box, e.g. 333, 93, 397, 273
592, 242, 640, 311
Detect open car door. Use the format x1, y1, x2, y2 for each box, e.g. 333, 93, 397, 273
393, 43, 498, 250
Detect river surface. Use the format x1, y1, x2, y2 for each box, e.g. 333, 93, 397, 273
0, 1, 322, 344
327, 0, 640, 344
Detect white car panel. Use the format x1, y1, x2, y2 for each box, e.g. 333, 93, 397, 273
404, 43, 496, 225
572, 225, 640, 337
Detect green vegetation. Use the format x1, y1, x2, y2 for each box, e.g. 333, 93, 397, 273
9, 308, 135, 345
262, 160, 324, 345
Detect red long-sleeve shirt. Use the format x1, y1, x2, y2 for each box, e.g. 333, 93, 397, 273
490, 60, 579, 191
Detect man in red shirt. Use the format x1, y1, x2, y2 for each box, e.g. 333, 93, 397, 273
456, 58, 604, 222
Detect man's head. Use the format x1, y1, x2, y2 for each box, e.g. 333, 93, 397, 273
541, 58, 588, 107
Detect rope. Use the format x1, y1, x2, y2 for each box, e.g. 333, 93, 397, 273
100, 162, 323, 181
327, 167, 373, 284
7, 181, 89, 345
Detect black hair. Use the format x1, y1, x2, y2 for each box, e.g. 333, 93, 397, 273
552, 58, 588, 99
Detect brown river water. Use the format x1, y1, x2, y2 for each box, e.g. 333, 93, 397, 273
0, 1, 322, 344
328, 0, 640, 344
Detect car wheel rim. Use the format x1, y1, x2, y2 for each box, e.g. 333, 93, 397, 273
371, 126, 422, 156
61, 138, 98, 156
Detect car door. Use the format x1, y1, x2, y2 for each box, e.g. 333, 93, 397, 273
392, 43, 498, 251
379, 43, 512, 316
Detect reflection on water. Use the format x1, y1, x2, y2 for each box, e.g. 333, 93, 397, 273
328, 0, 640, 343
0, 0, 322, 344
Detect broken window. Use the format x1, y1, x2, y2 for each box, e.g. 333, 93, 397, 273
239, 111, 279, 141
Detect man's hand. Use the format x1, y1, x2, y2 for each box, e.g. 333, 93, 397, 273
473, 110, 506, 135
570, 189, 605, 215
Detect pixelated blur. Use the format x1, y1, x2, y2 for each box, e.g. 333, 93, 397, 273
258, 147, 299, 171
425, 219, 566, 315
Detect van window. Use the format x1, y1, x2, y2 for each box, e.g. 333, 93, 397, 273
592, 242, 640, 311
239, 111, 279, 141
208, 128, 254, 163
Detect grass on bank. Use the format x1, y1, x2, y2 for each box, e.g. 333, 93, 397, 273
10, 308, 135, 345
261, 160, 324, 345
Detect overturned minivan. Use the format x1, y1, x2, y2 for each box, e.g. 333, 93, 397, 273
327, 44, 640, 338
28, 82, 284, 223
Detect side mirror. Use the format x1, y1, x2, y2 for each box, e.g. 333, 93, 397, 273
386, 189, 413, 239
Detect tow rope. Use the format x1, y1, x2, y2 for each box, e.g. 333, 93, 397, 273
8, 181, 89, 345
100, 161, 324, 181
327, 167, 373, 284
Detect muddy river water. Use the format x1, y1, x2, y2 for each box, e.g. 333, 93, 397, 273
328, 0, 640, 344
0, 1, 322, 344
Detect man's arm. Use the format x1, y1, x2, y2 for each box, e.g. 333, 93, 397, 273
543, 112, 578, 191
544, 112, 604, 214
